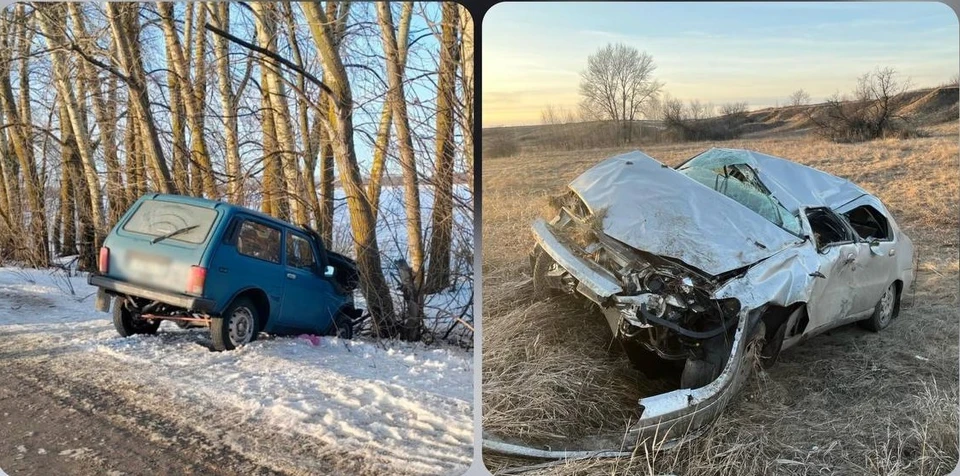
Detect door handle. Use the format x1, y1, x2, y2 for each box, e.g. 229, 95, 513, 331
888, 249, 896, 256
286, 273, 296, 280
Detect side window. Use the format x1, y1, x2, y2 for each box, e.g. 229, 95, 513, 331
805, 208, 856, 250
236, 220, 282, 264
285, 232, 317, 271
842, 205, 891, 241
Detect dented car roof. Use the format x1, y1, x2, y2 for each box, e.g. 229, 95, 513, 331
679, 148, 869, 214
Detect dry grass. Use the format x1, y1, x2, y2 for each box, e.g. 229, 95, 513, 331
481, 125, 959, 474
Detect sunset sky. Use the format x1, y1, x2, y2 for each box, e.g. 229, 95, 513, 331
482, 2, 959, 127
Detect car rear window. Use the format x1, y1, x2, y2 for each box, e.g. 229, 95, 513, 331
122, 200, 217, 244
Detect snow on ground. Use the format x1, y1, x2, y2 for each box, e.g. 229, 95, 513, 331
0, 267, 473, 475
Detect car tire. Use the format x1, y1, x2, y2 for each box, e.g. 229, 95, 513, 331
859, 283, 899, 332
532, 246, 561, 300
211, 297, 261, 351
680, 332, 734, 389
330, 309, 355, 340
112, 298, 161, 337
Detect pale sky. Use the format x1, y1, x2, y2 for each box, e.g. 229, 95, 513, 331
482, 2, 960, 127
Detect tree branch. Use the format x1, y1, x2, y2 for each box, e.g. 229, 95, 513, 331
203, 21, 334, 100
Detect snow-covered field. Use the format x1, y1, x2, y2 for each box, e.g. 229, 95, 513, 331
0, 267, 473, 475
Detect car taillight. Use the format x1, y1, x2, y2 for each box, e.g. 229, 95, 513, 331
98, 247, 109, 273
186, 266, 206, 295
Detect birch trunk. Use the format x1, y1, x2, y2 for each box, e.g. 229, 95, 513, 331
209, 2, 242, 203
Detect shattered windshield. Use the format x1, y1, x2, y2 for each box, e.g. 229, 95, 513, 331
678, 150, 802, 236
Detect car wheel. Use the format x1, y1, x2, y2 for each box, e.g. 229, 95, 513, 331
211, 297, 260, 351
112, 298, 161, 337
680, 331, 735, 389
859, 283, 898, 332
330, 309, 355, 340
532, 246, 561, 299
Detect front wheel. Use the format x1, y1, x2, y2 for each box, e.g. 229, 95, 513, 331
859, 283, 898, 332
211, 297, 261, 351
112, 298, 161, 337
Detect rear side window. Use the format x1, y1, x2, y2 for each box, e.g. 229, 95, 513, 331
285, 232, 317, 271
843, 205, 891, 241
122, 200, 217, 244
236, 220, 281, 264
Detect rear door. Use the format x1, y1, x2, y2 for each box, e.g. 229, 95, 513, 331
106, 198, 220, 294
278, 229, 341, 333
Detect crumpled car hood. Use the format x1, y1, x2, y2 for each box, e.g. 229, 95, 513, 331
568, 151, 803, 276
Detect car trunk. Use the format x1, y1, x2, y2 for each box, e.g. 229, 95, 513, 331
102, 199, 222, 296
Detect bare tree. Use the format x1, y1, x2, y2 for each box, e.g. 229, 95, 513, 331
789, 88, 811, 107
579, 43, 662, 143
811, 67, 912, 142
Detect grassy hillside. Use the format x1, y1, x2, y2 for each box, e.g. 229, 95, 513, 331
483, 86, 958, 155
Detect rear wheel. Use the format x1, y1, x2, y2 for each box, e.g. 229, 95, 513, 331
211, 297, 260, 351
112, 298, 161, 337
859, 283, 898, 332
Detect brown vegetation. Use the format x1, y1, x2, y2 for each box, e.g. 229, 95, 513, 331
482, 124, 959, 474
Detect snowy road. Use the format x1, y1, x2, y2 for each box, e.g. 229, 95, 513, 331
0, 267, 473, 475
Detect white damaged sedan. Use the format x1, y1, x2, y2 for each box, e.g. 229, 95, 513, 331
530, 147, 916, 446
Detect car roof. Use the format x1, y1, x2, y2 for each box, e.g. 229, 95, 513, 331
143, 193, 303, 231
678, 148, 870, 213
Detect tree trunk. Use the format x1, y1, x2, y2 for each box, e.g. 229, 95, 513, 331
368, 2, 413, 221
252, 2, 306, 224
37, 3, 106, 242
157, 4, 190, 194
377, 2, 425, 339
424, 3, 460, 294
106, 2, 177, 194
259, 69, 288, 220
68, 3, 126, 225
302, 1, 397, 333
0, 7, 47, 266
458, 5, 474, 189
209, 2, 242, 204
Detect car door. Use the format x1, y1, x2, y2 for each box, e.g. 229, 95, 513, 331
801, 207, 872, 331
210, 216, 285, 319
835, 196, 899, 313
278, 229, 342, 334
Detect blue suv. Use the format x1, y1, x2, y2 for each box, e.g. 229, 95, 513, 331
88, 194, 362, 351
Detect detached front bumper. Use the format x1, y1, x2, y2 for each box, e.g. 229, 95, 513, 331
527, 217, 756, 449
88, 274, 217, 314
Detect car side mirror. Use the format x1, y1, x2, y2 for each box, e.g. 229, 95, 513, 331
868, 239, 882, 255
323, 265, 335, 278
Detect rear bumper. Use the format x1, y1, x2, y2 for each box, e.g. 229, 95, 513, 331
88, 274, 217, 314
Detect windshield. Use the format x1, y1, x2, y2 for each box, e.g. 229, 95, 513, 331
678, 151, 802, 236
123, 200, 217, 244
